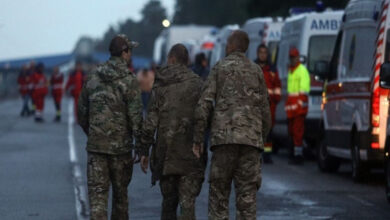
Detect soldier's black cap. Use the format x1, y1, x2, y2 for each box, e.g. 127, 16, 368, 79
109, 34, 139, 56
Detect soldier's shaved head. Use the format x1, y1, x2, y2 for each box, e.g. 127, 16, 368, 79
226, 30, 250, 55
168, 44, 189, 65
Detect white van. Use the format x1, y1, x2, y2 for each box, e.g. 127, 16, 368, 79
320, 0, 386, 181
274, 10, 343, 151
152, 25, 214, 65
209, 24, 239, 67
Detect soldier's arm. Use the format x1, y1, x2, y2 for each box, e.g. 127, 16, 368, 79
127, 78, 144, 155
193, 66, 217, 145
140, 88, 159, 156
77, 82, 89, 134
257, 66, 272, 141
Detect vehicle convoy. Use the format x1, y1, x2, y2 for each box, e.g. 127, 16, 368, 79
274, 10, 343, 152
153, 25, 214, 65
209, 24, 239, 67
319, 0, 387, 182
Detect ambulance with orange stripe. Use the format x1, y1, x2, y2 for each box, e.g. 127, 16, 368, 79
319, 0, 387, 182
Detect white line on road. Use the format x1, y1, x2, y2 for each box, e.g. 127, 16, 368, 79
68, 100, 89, 220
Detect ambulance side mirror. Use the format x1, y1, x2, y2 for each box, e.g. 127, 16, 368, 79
314, 61, 329, 80
380, 63, 390, 89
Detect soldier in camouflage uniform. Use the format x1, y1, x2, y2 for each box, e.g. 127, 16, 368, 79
193, 30, 271, 219
78, 34, 143, 220
140, 44, 206, 220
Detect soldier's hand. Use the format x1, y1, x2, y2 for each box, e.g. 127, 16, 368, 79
192, 143, 203, 159
140, 156, 149, 174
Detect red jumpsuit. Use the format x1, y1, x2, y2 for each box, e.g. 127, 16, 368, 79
260, 64, 281, 154
31, 72, 48, 116
51, 72, 64, 117
18, 74, 31, 96
51, 72, 64, 105
66, 70, 84, 117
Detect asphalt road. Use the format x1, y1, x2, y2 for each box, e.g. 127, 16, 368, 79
0, 98, 389, 220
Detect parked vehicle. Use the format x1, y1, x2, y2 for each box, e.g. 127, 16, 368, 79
274, 10, 343, 153
209, 24, 239, 67
153, 25, 215, 65
320, 0, 386, 182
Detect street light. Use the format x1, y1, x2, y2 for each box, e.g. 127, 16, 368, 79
162, 19, 170, 28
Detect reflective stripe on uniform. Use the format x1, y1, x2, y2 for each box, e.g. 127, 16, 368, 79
294, 146, 303, 156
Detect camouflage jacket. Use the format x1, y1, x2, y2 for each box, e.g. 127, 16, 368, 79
78, 56, 143, 155
194, 52, 271, 150
141, 64, 205, 184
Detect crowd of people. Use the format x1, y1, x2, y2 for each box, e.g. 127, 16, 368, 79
16, 30, 310, 219
16, 61, 86, 122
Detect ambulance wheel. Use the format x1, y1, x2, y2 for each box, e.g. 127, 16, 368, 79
351, 133, 368, 182
318, 137, 340, 172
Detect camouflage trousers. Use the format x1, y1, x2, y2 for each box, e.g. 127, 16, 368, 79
159, 173, 204, 220
208, 145, 262, 220
87, 152, 133, 220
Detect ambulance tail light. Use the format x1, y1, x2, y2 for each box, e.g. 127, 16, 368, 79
371, 88, 380, 149
371, 88, 380, 127
202, 42, 214, 50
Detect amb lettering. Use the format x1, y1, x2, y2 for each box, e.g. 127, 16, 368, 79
310, 19, 339, 30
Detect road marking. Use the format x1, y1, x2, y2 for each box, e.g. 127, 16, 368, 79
68, 100, 89, 220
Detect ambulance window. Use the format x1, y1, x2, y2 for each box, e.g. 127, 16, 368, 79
340, 27, 376, 79
307, 35, 337, 74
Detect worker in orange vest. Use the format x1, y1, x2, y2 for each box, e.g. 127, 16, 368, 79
66, 61, 84, 119
255, 44, 281, 164
31, 63, 49, 122
50, 66, 64, 122
285, 48, 310, 165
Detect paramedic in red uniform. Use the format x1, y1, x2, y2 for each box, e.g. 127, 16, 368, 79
285, 48, 310, 165
65, 61, 84, 119
50, 66, 64, 122
17, 65, 32, 117
31, 63, 49, 122
255, 44, 281, 164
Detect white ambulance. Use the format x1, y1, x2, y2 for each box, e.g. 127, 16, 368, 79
274, 10, 343, 152
320, 0, 387, 182
209, 24, 239, 67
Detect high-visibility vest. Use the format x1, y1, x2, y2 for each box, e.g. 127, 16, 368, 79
285, 63, 310, 118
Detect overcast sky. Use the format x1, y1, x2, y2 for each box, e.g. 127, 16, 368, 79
0, 0, 175, 61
